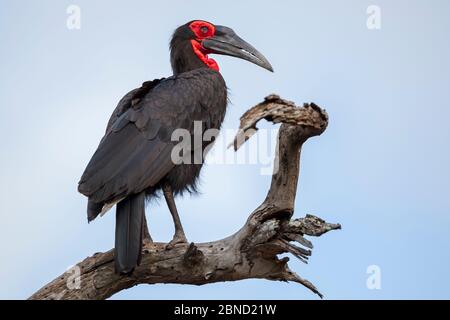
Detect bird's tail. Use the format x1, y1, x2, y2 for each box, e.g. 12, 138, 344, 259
114, 192, 145, 274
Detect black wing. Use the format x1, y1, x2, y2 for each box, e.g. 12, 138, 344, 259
78, 69, 224, 206
104, 78, 164, 136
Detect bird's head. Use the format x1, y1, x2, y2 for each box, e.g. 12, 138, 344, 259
170, 20, 273, 74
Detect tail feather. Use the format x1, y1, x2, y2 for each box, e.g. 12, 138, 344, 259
114, 192, 145, 274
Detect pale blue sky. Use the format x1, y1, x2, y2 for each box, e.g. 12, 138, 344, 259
1, 0, 449, 299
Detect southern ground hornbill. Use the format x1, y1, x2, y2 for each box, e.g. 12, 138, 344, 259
78, 20, 273, 274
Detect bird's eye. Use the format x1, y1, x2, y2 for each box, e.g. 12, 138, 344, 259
200, 26, 209, 34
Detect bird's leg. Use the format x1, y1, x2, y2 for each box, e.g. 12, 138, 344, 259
142, 214, 153, 245
163, 184, 188, 249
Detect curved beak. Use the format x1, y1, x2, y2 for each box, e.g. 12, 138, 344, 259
202, 26, 274, 72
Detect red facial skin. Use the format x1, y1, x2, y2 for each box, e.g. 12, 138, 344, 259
189, 21, 219, 72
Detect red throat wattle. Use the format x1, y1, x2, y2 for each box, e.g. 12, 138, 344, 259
189, 20, 219, 72
190, 40, 219, 72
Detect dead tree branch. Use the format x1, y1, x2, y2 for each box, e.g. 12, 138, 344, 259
29, 95, 339, 300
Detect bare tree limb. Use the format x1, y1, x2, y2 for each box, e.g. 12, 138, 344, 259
29, 95, 339, 300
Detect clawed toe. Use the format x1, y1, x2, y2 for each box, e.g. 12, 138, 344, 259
165, 234, 188, 250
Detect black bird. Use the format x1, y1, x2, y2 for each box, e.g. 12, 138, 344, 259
78, 20, 273, 274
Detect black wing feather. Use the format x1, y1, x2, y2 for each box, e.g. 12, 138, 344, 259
78, 69, 225, 208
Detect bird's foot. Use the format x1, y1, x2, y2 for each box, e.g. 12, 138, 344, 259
165, 232, 188, 250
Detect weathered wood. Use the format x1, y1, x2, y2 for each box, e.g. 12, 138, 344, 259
29, 95, 339, 300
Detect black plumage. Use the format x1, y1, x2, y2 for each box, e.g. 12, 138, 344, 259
78, 20, 273, 274
79, 69, 227, 211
